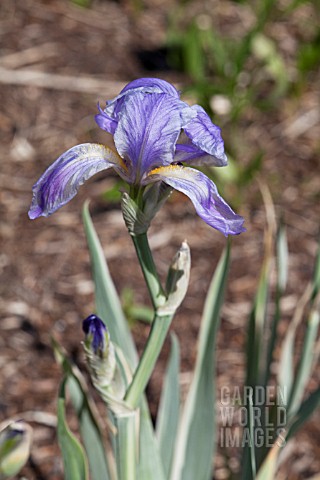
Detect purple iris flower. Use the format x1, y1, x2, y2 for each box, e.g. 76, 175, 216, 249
82, 314, 107, 356
28, 78, 245, 236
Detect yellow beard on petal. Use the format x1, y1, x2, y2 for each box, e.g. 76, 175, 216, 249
148, 164, 199, 180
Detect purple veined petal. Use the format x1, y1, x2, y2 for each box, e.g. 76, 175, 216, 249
174, 143, 220, 165
28, 143, 123, 219
104, 78, 180, 119
145, 165, 246, 236
183, 105, 228, 166
95, 103, 118, 134
119, 78, 179, 97
114, 93, 194, 182
175, 133, 227, 167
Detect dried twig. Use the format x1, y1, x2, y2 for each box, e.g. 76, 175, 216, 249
0, 43, 59, 69
0, 66, 126, 95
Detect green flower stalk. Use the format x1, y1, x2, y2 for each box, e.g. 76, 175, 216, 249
125, 241, 191, 409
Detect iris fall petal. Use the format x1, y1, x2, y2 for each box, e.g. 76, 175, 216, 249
146, 165, 246, 236
28, 143, 121, 219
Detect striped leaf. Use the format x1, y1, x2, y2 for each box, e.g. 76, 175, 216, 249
156, 334, 180, 478
53, 339, 112, 480
170, 244, 230, 480
57, 378, 89, 480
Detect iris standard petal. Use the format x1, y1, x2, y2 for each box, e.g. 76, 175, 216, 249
119, 78, 179, 97
184, 105, 227, 166
175, 134, 227, 167
114, 92, 194, 181
145, 165, 246, 236
95, 103, 118, 134
103, 77, 180, 120
28, 143, 122, 219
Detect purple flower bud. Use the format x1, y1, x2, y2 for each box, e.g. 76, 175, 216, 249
82, 315, 121, 401
0, 421, 33, 477
82, 314, 107, 357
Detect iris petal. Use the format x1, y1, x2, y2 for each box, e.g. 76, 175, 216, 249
114, 93, 194, 181
175, 134, 227, 167
107, 77, 180, 118
145, 165, 245, 236
95, 103, 118, 134
119, 78, 179, 97
184, 105, 227, 166
28, 143, 121, 219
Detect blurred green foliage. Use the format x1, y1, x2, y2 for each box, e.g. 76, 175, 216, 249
167, 0, 319, 108
73, 0, 319, 209
102, 180, 124, 204
70, 0, 91, 8
297, 31, 320, 75
165, 0, 320, 200
121, 287, 154, 325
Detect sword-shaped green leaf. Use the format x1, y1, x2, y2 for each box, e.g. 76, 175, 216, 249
156, 334, 180, 478
287, 307, 320, 417
286, 387, 320, 440
264, 224, 288, 386
170, 244, 230, 480
53, 339, 112, 480
255, 431, 286, 480
57, 378, 89, 480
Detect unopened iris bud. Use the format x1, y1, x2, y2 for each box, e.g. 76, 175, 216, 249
121, 193, 146, 236
82, 315, 131, 413
0, 420, 32, 479
82, 314, 116, 389
142, 182, 173, 223
83, 314, 109, 358
121, 182, 173, 236
158, 241, 191, 316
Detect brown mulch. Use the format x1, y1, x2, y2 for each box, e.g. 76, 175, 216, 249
0, 1, 319, 479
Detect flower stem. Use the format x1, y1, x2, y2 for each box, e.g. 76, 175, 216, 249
124, 312, 173, 409
131, 233, 166, 310
114, 411, 137, 480
126, 231, 173, 408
